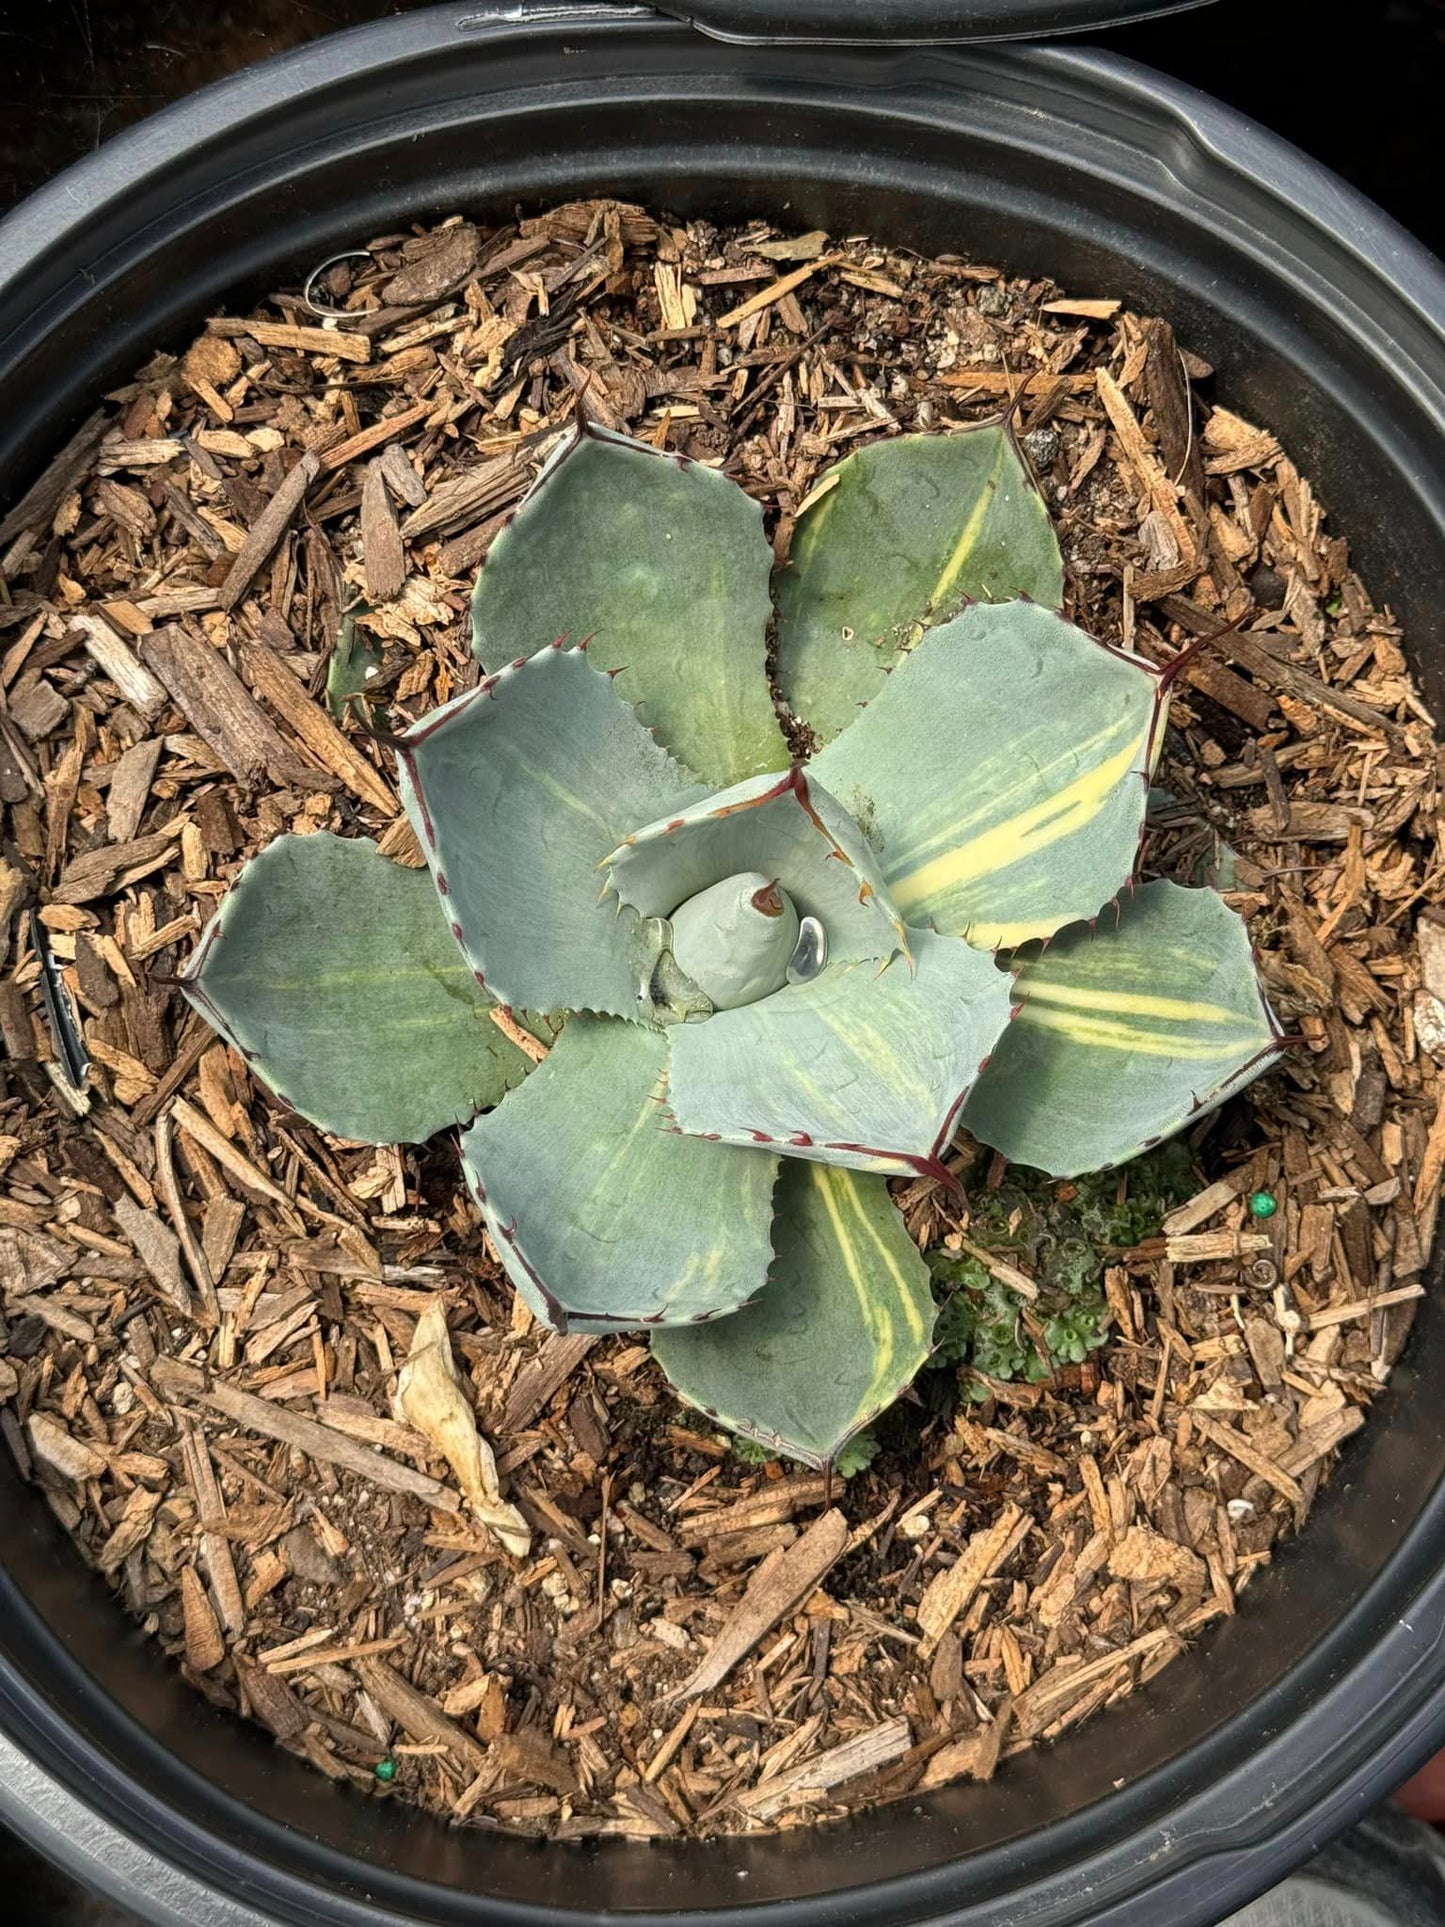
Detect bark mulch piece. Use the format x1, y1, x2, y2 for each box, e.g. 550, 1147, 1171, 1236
0, 202, 1437, 1838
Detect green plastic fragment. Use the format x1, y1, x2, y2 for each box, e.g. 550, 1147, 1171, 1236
374, 1757, 398, 1783
327, 609, 386, 721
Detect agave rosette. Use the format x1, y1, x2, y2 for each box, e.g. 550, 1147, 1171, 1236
183, 419, 1281, 1467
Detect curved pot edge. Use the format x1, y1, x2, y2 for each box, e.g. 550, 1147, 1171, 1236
0, 8, 1442, 338
0, 1515, 1442, 1927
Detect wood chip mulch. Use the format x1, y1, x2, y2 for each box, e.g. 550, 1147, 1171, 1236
0, 200, 1439, 1838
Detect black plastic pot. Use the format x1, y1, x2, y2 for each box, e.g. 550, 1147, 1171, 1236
651, 0, 1214, 41
1, 8, 1443, 1924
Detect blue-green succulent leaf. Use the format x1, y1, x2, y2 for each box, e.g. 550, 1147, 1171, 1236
470, 422, 786, 787
810, 601, 1164, 949
775, 424, 1063, 745
666, 928, 1012, 1179
605, 765, 908, 969
181, 834, 534, 1144
396, 642, 705, 1019
963, 879, 1283, 1177
460, 1015, 777, 1332
653, 1161, 934, 1467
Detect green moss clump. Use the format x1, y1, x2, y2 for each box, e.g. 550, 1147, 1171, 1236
930, 1263, 1042, 1387
963, 1138, 1193, 1277
927, 1142, 1193, 1398
728, 1425, 879, 1478
729, 1146, 1193, 1471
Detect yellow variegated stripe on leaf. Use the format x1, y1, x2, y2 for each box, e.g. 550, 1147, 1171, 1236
1021, 982, 1254, 1023
810, 602, 1161, 949
652, 1162, 934, 1467
1018, 975, 1265, 1061
666, 929, 1013, 1179
885, 726, 1144, 922
460, 1017, 777, 1333
1019, 1007, 1254, 1060
930, 435, 1009, 610
963, 879, 1281, 1178
774, 425, 1063, 745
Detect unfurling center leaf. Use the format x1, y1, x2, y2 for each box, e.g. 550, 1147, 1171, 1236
605, 765, 909, 970
669, 872, 800, 1011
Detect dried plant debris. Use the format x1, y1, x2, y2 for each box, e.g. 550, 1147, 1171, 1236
0, 202, 1437, 1839
396, 1301, 530, 1559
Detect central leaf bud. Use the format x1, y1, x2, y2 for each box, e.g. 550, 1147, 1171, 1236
669, 872, 800, 1011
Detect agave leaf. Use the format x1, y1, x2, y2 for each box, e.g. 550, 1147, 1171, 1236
470, 422, 786, 787
605, 766, 908, 969
460, 1016, 777, 1332
963, 879, 1282, 1177
181, 834, 534, 1144
652, 1161, 934, 1467
667, 929, 1012, 1180
775, 424, 1062, 745
397, 642, 705, 1017
810, 602, 1162, 949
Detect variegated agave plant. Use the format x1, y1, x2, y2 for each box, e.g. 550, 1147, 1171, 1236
183, 418, 1283, 1467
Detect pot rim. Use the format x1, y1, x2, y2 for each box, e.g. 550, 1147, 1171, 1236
0, 9, 1443, 1926
1, 4, 1443, 338
641, 0, 1216, 45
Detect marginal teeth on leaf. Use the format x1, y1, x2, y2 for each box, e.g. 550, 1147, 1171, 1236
469, 424, 785, 785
